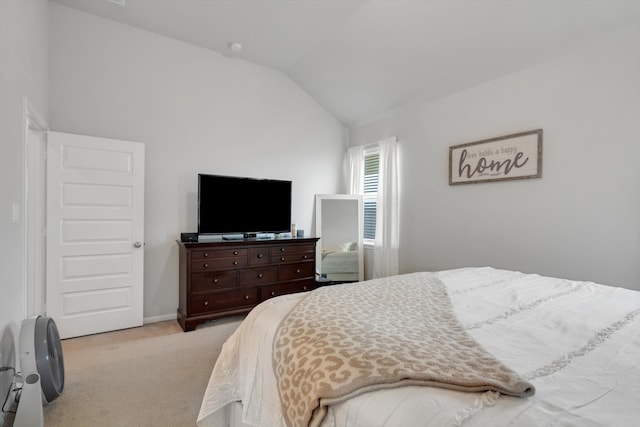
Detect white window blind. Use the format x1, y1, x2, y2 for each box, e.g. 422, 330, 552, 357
363, 150, 379, 241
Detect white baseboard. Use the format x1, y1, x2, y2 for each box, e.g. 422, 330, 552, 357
143, 313, 177, 324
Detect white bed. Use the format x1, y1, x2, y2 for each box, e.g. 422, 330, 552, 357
320, 241, 360, 282
320, 250, 359, 281
197, 267, 640, 427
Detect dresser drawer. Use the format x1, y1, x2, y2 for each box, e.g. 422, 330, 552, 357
191, 258, 248, 272
239, 266, 278, 286
279, 262, 314, 281
271, 243, 315, 256
192, 248, 247, 260
248, 247, 270, 265
189, 288, 259, 315
273, 253, 316, 264
261, 279, 316, 301
191, 270, 237, 292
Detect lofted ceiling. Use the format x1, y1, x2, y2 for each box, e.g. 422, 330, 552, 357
50, 0, 640, 127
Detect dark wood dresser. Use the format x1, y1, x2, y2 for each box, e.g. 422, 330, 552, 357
177, 237, 319, 331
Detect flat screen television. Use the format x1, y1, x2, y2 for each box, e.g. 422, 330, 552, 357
198, 174, 292, 236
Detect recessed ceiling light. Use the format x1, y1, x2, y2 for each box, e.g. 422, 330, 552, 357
227, 42, 243, 53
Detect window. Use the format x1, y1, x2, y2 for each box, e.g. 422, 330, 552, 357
347, 137, 398, 277
363, 149, 379, 243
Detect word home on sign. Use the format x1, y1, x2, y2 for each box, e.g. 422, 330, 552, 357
449, 130, 542, 185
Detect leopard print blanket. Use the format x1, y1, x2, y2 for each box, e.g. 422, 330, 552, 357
272, 272, 535, 427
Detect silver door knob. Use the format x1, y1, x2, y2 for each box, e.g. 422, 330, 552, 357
134, 241, 143, 248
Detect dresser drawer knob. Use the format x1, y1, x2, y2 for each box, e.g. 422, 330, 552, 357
212, 278, 219, 284
302, 255, 308, 260
257, 254, 263, 259
244, 295, 250, 300
257, 273, 263, 278
280, 248, 285, 252
296, 269, 301, 274
271, 291, 276, 296
303, 286, 307, 291
280, 257, 285, 261
233, 261, 238, 266
203, 252, 209, 257
203, 301, 209, 306
233, 251, 238, 255
203, 263, 209, 269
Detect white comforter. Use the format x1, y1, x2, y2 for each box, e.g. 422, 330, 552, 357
197, 267, 640, 427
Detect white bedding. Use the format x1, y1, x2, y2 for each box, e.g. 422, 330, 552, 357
197, 267, 640, 427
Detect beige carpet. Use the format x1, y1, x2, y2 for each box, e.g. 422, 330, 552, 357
42, 318, 242, 427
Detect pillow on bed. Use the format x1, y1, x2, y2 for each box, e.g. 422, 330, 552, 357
322, 242, 357, 254
342, 241, 358, 251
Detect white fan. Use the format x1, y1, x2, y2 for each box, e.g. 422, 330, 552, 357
14, 316, 65, 427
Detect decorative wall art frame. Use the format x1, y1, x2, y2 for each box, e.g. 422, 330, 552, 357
449, 129, 542, 185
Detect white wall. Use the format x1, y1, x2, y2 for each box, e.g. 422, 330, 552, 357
350, 24, 640, 290
48, 4, 346, 322
0, 0, 49, 421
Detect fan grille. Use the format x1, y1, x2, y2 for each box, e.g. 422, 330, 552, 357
34, 317, 65, 402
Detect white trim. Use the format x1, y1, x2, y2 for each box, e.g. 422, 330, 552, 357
143, 313, 177, 325
363, 144, 379, 155
24, 97, 48, 131
23, 98, 48, 318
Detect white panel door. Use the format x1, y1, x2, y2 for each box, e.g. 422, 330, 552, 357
46, 131, 145, 338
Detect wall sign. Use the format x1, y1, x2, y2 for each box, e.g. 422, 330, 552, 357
449, 129, 542, 185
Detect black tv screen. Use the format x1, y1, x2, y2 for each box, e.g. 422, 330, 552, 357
198, 174, 292, 235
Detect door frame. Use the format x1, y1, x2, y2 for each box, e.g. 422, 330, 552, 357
23, 97, 48, 318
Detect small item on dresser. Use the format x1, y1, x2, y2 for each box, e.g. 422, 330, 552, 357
180, 232, 198, 242
256, 233, 276, 240
296, 229, 304, 238
291, 223, 296, 236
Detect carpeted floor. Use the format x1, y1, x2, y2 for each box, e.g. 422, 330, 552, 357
42, 317, 243, 427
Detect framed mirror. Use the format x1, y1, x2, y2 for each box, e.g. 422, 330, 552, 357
315, 194, 364, 283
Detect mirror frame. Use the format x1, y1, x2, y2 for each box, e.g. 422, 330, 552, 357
315, 194, 364, 282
